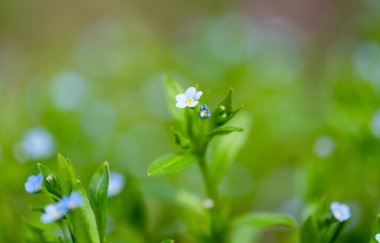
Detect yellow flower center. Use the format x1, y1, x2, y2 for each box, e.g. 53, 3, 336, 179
334, 211, 341, 218
187, 98, 194, 104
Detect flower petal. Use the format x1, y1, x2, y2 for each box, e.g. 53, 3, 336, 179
176, 102, 187, 108
375, 233, 380, 242
176, 94, 187, 103
196, 91, 203, 100
188, 100, 199, 108
185, 87, 196, 98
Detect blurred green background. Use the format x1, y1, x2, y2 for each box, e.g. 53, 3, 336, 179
1, 0, 380, 242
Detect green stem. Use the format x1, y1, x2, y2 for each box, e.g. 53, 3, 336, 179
329, 222, 345, 243
198, 150, 226, 243
58, 220, 71, 243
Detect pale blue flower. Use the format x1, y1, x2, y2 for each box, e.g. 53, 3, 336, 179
108, 172, 125, 198
18, 127, 56, 160
176, 87, 203, 109
330, 201, 351, 222
200, 105, 211, 118
24, 173, 44, 193
59, 191, 84, 210
41, 203, 68, 224
313, 135, 335, 158
375, 233, 380, 243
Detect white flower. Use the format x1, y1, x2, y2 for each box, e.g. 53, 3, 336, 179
330, 201, 351, 222
176, 87, 203, 109
375, 233, 380, 243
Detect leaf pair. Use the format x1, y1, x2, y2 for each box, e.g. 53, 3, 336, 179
38, 154, 110, 243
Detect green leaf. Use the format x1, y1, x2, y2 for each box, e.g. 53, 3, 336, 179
89, 162, 110, 243
57, 154, 100, 243
141, 181, 203, 214
37, 163, 62, 199
217, 106, 242, 126
208, 113, 251, 184
57, 154, 79, 195
161, 240, 175, 243
234, 212, 297, 229
207, 126, 244, 137
171, 127, 191, 149
212, 88, 243, 126
214, 88, 232, 116
65, 182, 101, 243
164, 75, 187, 134
300, 215, 320, 243
148, 153, 198, 176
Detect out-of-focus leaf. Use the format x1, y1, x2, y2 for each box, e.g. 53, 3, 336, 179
161, 239, 175, 243
207, 126, 244, 138
208, 113, 251, 184
37, 163, 62, 199
164, 76, 187, 134
233, 212, 297, 229
141, 181, 204, 214
23, 221, 59, 243
58, 154, 100, 243
89, 161, 110, 243
148, 153, 198, 176
171, 127, 191, 149
300, 215, 319, 243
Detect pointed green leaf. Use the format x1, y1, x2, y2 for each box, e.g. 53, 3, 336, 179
207, 126, 244, 137
65, 182, 100, 243
300, 215, 319, 243
37, 163, 62, 199
57, 154, 79, 195
234, 212, 297, 229
171, 127, 191, 149
209, 113, 251, 184
214, 88, 232, 116
164, 76, 187, 134
89, 162, 110, 243
148, 153, 198, 176
57, 154, 100, 243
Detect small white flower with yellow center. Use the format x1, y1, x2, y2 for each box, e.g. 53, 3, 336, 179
176, 87, 203, 109
330, 201, 351, 222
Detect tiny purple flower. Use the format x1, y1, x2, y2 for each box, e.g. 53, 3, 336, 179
24, 173, 44, 193
176, 87, 203, 109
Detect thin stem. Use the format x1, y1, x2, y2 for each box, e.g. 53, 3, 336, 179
329, 222, 345, 243
58, 220, 71, 243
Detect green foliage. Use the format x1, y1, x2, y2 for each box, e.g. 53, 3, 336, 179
164, 75, 187, 134
38, 163, 62, 199
206, 126, 244, 138
89, 162, 110, 243
57, 155, 100, 243
233, 212, 297, 229
148, 153, 198, 176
